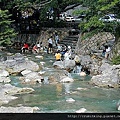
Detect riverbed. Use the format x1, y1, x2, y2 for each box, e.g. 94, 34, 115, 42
1, 52, 120, 113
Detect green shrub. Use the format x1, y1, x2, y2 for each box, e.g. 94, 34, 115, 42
111, 56, 120, 65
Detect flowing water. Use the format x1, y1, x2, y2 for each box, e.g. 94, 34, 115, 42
1, 52, 120, 113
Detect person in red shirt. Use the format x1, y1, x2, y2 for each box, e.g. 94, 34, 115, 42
32, 44, 39, 53
21, 43, 29, 53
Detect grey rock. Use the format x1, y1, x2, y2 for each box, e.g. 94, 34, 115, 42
0, 106, 39, 113
0, 70, 9, 77
0, 76, 11, 83
91, 64, 120, 87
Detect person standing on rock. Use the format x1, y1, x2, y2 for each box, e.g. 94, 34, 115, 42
105, 45, 111, 59
102, 47, 106, 57
36, 42, 41, 53
67, 46, 72, 59
48, 36, 53, 53
55, 32, 59, 46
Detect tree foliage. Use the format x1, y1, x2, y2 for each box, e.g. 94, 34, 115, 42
76, 0, 120, 36
0, 0, 120, 45
0, 9, 17, 45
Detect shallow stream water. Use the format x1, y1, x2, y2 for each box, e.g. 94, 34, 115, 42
1, 52, 120, 113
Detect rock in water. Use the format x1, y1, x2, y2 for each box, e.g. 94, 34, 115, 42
76, 108, 87, 113
60, 77, 74, 83
80, 72, 86, 76
35, 56, 43, 59
66, 98, 75, 103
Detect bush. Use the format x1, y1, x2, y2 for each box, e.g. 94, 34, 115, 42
111, 56, 120, 65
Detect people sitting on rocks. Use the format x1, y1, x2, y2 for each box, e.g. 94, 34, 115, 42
74, 54, 80, 65
63, 46, 72, 60
64, 50, 71, 60
32, 44, 39, 53
105, 45, 111, 59
55, 50, 62, 61
21, 43, 29, 53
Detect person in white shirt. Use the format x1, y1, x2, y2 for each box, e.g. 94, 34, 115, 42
36, 42, 40, 53
67, 46, 72, 59
55, 33, 59, 46
64, 51, 71, 60
57, 44, 62, 51
105, 46, 111, 59
48, 36, 53, 53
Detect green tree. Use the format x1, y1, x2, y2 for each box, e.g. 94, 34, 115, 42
75, 0, 120, 36
0, 9, 17, 45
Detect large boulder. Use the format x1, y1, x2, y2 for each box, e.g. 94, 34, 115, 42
90, 63, 120, 88
20, 72, 43, 84
0, 76, 11, 83
53, 61, 64, 69
0, 84, 34, 106
63, 60, 76, 71
0, 94, 17, 105
2, 84, 35, 95
2, 53, 39, 74
80, 55, 92, 67
0, 70, 9, 77
0, 106, 39, 113
48, 70, 69, 84
0, 62, 6, 69
5, 60, 39, 74
53, 60, 76, 71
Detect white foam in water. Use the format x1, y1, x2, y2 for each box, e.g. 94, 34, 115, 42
43, 76, 49, 84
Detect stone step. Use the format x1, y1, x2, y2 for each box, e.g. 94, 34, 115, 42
58, 35, 79, 50
59, 41, 77, 44
63, 37, 78, 40
61, 39, 78, 42
59, 42, 76, 46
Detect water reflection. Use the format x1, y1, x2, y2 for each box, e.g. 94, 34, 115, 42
63, 83, 73, 94
56, 83, 63, 95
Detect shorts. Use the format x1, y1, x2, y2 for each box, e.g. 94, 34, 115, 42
49, 43, 53, 48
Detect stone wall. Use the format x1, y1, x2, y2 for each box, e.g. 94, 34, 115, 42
110, 37, 120, 58
75, 32, 115, 56
14, 28, 69, 48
